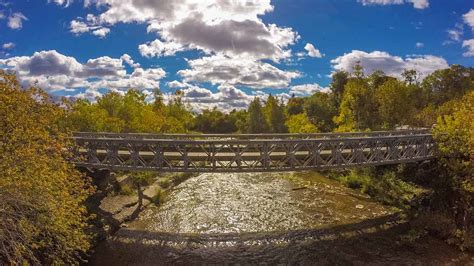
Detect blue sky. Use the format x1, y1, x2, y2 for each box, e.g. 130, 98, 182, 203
0, 0, 473, 110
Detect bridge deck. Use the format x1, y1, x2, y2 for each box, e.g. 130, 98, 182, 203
71, 130, 435, 172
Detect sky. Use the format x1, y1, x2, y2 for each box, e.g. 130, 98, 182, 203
0, 0, 473, 111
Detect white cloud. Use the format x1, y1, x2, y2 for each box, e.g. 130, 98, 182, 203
0, 50, 165, 92
462, 39, 474, 57
70, 20, 92, 34
304, 43, 323, 58
56, 0, 298, 62
166, 81, 253, 111
415, 42, 424, 48
447, 29, 463, 42
92, 27, 110, 38
178, 55, 300, 89
139, 39, 185, 57
331, 50, 448, 79
49, 0, 73, 7
289, 84, 329, 96
463, 9, 474, 30
120, 54, 140, 68
71, 89, 103, 102
7, 12, 27, 29
358, 0, 429, 9
2, 42, 14, 49
70, 19, 110, 37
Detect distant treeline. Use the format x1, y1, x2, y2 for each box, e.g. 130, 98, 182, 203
61, 63, 473, 134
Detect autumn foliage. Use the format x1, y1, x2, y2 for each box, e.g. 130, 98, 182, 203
0, 71, 93, 264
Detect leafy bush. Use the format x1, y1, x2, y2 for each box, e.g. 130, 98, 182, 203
335, 167, 421, 208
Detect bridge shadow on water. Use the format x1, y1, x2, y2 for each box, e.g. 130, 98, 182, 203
88, 213, 467, 265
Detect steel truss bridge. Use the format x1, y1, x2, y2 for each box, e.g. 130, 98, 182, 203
71, 130, 435, 173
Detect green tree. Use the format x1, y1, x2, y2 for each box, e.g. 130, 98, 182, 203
162, 93, 194, 133
375, 79, 414, 129
422, 64, 474, 105
229, 109, 249, 133
247, 97, 269, 133
264, 94, 287, 133
304, 92, 337, 132
63, 99, 111, 132
334, 77, 375, 132
330, 71, 349, 107
0, 71, 93, 264
286, 95, 305, 115
432, 91, 473, 249
193, 108, 237, 133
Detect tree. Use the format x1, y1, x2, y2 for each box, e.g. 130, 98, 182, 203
375, 79, 414, 129
162, 93, 194, 133
193, 108, 237, 133
286, 113, 318, 133
247, 97, 269, 133
422, 64, 474, 105
62, 99, 111, 132
286, 96, 305, 115
334, 77, 375, 131
432, 91, 473, 249
304, 92, 337, 132
264, 94, 287, 133
229, 109, 249, 133
0, 71, 93, 264
330, 71, 349, 107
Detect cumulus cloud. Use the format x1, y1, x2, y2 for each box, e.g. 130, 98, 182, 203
55, 0, 298, 62
70, 18, 110, 38
0, 50, 165, 92
92, 27, 110, 38
166, 81, 253, 111
331, 50, 448, 79
304, 43, 323, 58
415, 42, 424, 48
2, 42, 14, 49
71, 89, 104, 102
178, 55, 300, 89
462, 39, 474, 57
358, 0, 429, 9
139, 39, 185, 57
120, 54, 140, 68
289, 84, 329, 96
53, 0, 302, 95
7, 12, 27, 29
463, 9, 474, 30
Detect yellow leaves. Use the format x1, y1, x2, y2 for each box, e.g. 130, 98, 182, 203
0, 71, 93, 263
286, 113, 318, 133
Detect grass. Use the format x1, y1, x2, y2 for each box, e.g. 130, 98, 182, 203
119, 184, 135, 196
151, 187, 166, 205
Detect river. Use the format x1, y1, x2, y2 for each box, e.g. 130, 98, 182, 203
90, 171, 470, 265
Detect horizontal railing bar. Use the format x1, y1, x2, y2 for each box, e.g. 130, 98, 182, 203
72, 129, 430, 140
72, 134, 433, 144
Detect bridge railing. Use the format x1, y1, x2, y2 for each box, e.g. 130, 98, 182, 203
70, 132, 435, 173
72, 129, 430, 140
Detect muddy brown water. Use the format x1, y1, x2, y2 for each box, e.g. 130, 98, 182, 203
90, 172, 472, 265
